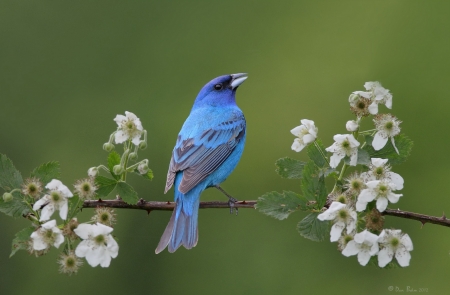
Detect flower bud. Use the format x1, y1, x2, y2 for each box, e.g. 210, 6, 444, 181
128, 152, 138, 161
2, 192, 13, 202
138, 162, 149, 174
88, 167, 98, 177
346, 120, 359, 132
113, 165, 124, 175
103, 142, 115, 152
138, 141, 147, 150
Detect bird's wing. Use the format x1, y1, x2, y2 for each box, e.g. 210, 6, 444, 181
164, 115, 245, 194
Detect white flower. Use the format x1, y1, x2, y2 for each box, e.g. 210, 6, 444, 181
360, 158, 404, 190
30, 220, 64, 251
342, 229, 379, 266
377, 229, 413, 267
290, 119, 318, 152
318, 202, 357, 242
325, 134, 360, 168
33, 179, 73, 221
346, 120, 359, 132
114, 111, 144, 145
364, 81, 393, 115
372, 114, 401, 153
356, 180, 402, 212
74, 223, 119, 268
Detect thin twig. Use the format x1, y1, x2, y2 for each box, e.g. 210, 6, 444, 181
82, 199, 450, 228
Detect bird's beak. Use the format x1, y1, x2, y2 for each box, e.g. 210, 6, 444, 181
230, 73, 248, 90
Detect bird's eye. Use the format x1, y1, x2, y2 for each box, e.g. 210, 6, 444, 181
214, 83, 223, 90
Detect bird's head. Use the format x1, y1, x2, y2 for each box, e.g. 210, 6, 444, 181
193, 73, 248, 108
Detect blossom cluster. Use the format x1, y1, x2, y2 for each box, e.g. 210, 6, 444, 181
29, 177, 119, 274
289, 81, 413, 268
317, 157, 412, 267
19, 111, 149, 275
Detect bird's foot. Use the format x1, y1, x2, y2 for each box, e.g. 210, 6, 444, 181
228, 197, 238, 215
215, 185, 238, 216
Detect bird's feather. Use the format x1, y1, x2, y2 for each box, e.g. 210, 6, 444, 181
164, 113, 245, 194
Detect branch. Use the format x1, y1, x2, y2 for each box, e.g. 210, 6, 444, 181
383, 208, 450, 228
83, 199, 450, 227
82, 199, 256, 212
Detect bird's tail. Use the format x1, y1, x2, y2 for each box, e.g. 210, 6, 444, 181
155, 194, 199, 254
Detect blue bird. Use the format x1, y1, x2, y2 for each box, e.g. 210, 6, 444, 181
155, 73, 248, 254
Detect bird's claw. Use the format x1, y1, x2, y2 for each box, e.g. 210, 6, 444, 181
228, 197, 238, 215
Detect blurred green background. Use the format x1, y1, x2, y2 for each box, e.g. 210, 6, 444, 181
1, 1, 450, 294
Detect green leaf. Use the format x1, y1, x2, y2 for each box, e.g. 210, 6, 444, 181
275, 157, 306, 179
30, 161, 60, 184
116, 182, 138, 204
307, 139, 328, 168
256, 191, 309, 220
67, 195, 80, 221
134, 168, 154, 181
107, 151, 121, 180
363, 134, 413, 165
0, 191, 30, 217
95, 176, 118, 198
297, 212, 328, 242
0, 154, 23, 192
10, 227, 34, 257
301, 161, 328, 208
343, 148, 371, 166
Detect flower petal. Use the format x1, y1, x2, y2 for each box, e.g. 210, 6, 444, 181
355, 200, 367, 212
387, 193, 402, 204
401, 234, 413, 251
358, 189, 376, 203
372, 132, 388, 151
75, 240, 92, 257
368, 102, 378, 115
395, 247, 411, 267
85, 246, 104, 267
114, 130, 128, 144
45, 179, 63, 190
329, 153, 344, 169
342, 241, 359, 257
388, 172, 404, 190
92, 223, 114, 236
131, 135, 141, 146
31, 233, 47, 250
378, 248, 394, 267
357, 250, 372, 266
106, 236, 119, 258
113, 114, 126, 125
39, 204, 55, 221
302, 134, 315, 145
125, 111, 138, 120
330, 223, 344, 242
290, 126, 303, 137
376, 197, 389, 212
53, 232, 64, 248
33, 197, 48, 211
318, 202, 345, 221
371, 158, 388, 167
74, 224, 93, 240
59, 200, 68, 220
349, 151, 358, 166
41, 219, 57, 229
291, 139, 305, 152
